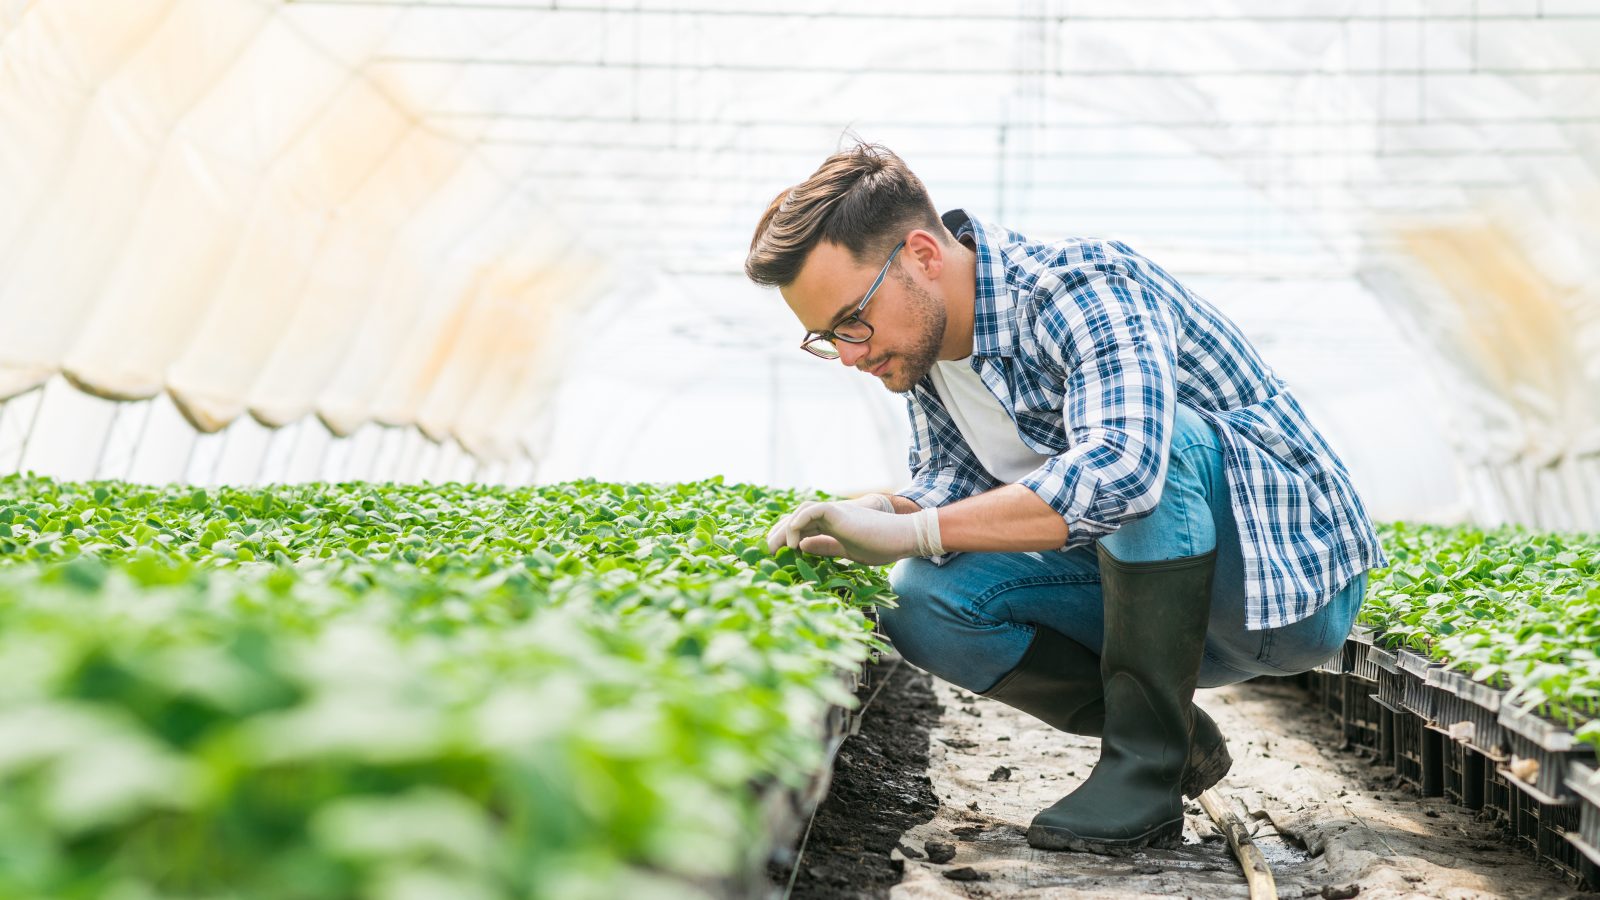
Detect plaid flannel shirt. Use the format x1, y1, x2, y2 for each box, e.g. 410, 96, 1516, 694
895, 210, 1387, 631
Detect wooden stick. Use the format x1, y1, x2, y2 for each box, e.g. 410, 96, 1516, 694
1197, 788, 1279, 900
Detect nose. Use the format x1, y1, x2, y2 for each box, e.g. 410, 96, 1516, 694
838, 340, 870, 368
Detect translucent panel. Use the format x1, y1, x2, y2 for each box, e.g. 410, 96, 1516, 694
61, 15, 347, 400
329, 160, 542, 434
248, 129, 470, 428
165, 79, 413, 431
0, 0, 268, 400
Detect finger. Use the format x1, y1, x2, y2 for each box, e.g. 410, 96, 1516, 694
785, 504, 829, 551
798, 535, 847, 557
766, 501, 821, 553
766, 516, 791, 554
769, 506, 812, 554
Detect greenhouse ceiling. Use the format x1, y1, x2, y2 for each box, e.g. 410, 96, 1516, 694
0, 0, 1596, 525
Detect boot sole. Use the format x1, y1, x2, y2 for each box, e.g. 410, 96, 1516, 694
1181, 733, 1233, 799
1026, 818, 1184, 855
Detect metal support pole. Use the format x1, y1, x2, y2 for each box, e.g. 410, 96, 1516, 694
180, 429, 202, 485
123, 400, 155, 482
253, 425, 283, 486
365, 427, 392, 482
317, 430, 337, 484
12, 382, 49, 475
207, 427, 231, 486
91, 402, 124, 481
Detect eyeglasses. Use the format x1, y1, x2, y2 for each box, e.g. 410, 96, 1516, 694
799, 240, 905, 359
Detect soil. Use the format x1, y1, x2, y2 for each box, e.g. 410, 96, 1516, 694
894, 675, 1600, 899
770, 657, 1600, 899
769, 655, 945, 899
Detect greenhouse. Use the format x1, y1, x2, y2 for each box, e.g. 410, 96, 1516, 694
1, 0, 1598, 897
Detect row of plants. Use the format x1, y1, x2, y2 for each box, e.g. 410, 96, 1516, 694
0, 474, 888, 899
1357, 521, 1600, 756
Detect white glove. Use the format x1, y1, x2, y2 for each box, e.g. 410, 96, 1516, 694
764, 494, 892, 554
765, 500, 943, 566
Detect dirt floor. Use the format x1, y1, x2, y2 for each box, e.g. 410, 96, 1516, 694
779, 652, 1600, 899
771, 656, 945, 899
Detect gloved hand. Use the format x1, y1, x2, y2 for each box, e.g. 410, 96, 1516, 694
765, 494, 892, 557
765, 498, 943, 566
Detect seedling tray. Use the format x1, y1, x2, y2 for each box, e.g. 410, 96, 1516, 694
1348, 628, 1382, 683
1397, 648, 1443, 723
1374, 688, 1406, 768
1501, 703, 1591, 805
1538, 800, 1588, 884
1342, 675, 1383, 753
1366, 643, 1407, 712
1395, 703, 1444, 797
1315, 670, 1344, 722
1566, 762, 1600, 880
1432, 666, 1510, 762
1484, 762, 1516, 828
1442, 736, 1486, 810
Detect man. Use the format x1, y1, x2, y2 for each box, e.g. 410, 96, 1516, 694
750, 143, 1386, 854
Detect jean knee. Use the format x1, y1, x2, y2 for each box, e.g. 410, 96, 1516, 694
885, 556, 934, 616
880, 557, 1032, 690
879, 558, 942, 668
1170, 404, 1222, 454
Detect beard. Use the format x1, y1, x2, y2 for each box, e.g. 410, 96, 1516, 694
878, 277, 947, 394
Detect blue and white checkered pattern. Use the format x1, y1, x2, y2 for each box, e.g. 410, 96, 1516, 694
895, 211, 1387, 631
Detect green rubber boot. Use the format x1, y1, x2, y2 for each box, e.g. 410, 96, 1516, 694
980, 624, 1231, 801
1025, 545, 1218, 854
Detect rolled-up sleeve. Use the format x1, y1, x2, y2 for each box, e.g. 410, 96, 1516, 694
1017, 266, 1180, 547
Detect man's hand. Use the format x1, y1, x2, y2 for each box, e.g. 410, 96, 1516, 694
764, 499, 943, 566
764, 494, 891, 557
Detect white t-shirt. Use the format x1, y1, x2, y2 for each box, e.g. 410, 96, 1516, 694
925, 356, 1056, 483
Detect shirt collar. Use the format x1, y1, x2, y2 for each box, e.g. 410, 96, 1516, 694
942, 208, 1017, 359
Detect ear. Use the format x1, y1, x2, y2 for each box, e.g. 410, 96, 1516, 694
903, 228, 945, 280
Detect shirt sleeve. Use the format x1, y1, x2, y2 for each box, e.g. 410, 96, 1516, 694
1017, 264, 1181, 547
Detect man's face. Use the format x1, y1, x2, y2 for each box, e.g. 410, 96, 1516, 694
781, 239, 947, 394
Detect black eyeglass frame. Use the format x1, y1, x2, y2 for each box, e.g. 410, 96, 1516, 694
799, 240, 906, 359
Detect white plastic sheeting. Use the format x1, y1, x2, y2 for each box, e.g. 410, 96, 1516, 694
0, 0, 1596, 530
0, 0, 605, 468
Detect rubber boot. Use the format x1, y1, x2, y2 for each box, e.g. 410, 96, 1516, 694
1026, 545, 1217, 854
980, 625, 1231, 800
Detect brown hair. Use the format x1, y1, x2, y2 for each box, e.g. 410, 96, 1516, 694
744, 143, 943, 287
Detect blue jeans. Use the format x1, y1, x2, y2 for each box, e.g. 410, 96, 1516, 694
881, 404, 1368, 692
